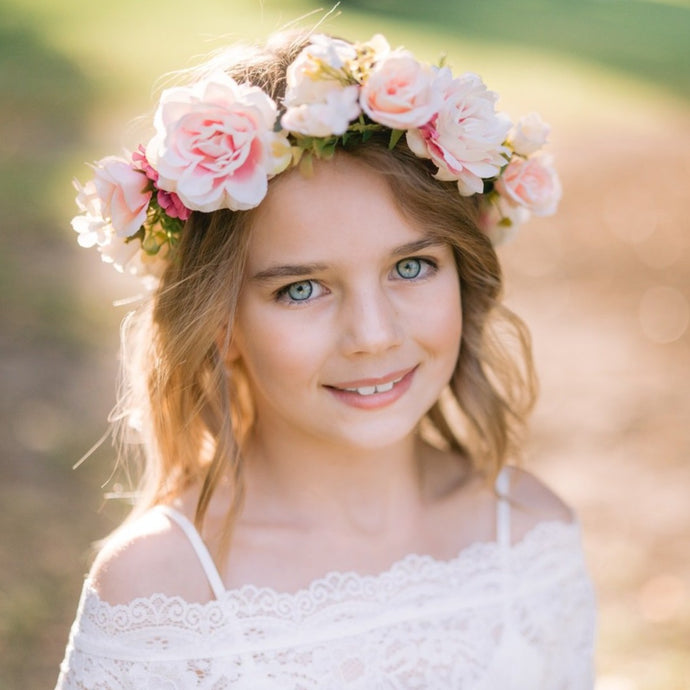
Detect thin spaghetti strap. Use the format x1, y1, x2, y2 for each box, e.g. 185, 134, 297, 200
495, 467, 511, 548
156, 505, 226, 600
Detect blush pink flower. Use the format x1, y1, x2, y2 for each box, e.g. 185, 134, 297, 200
132, 146, 191, 220
495, 152, 562, 216
146, 72, 287, 213
155, 189, 189, 219
359, 50, 441, 129
86, 155, 151, 238
406, 71, 511, 196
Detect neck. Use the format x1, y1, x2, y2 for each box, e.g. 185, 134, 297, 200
240, 422, 427, 536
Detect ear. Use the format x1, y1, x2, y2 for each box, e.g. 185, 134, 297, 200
216, 321, 241, 366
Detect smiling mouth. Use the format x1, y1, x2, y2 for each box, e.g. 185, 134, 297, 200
328, 367, 414, 397
340, 376, 404, 396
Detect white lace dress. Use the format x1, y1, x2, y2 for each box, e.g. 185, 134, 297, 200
56, 471, 596, 689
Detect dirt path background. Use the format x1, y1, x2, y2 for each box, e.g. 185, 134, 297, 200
507, 105, 690, 688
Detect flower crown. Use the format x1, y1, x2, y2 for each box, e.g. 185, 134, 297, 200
72, 34, 561, 280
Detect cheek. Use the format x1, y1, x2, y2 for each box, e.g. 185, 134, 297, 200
419, 274, 463, 353
434, 308, 463, 364
233, 306, 325, 387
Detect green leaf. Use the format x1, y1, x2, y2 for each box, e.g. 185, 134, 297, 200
298, 153, 314, 177
320, 139, 338, 158
142, 229, 162, 255
388, 129, 404, 150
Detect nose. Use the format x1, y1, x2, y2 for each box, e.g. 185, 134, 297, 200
340, 285, 403, 356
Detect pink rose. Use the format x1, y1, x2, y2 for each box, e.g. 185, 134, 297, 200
507, 112, 551, 156
132, 145, 159, 181
156, 189, 189, 219
89, 156, 151, 238
495, 152, 562, 216
146, 72, 287, 213
406, 71, 511, 196
132, 146, 191, 220
360, 50, 441, 129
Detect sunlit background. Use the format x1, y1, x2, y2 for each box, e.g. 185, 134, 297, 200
1, 1, 688, 688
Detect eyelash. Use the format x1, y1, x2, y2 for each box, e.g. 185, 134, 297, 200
274, 256, 439, 305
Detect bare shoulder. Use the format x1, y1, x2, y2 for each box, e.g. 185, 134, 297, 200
89, 508, 214, 605
503, 466, 577, 542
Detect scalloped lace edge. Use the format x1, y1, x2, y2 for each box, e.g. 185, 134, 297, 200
83, 519, 582, 613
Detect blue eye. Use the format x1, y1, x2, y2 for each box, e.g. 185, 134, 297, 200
285, 280, 314, 301
395, 258, 422, 279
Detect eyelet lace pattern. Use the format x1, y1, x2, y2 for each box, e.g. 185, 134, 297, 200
56, 521, 596, 689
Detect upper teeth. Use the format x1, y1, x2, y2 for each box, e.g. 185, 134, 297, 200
344, 377, 402, 396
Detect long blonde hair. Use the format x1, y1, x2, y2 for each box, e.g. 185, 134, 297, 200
112, 31, 537, 552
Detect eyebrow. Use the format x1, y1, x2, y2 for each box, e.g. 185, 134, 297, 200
391, 237, 446, 257
250, 237, 446, 283
251, 262, 330, 283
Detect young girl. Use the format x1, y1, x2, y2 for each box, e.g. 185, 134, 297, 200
58, 30, 596, 689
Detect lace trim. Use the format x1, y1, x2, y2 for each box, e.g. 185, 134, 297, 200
58, 518, 597, 688
76, 521, 585, 644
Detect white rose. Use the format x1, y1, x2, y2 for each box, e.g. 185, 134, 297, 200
508, 112, 551, 156
98, 233, 141, 272
307, 34, 358, 71
362, 34, 390, 60
281, 85, 360, 137
284, 35, 357, 107
72, 179, 108, 248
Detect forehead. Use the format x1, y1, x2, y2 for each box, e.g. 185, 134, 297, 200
245, 156, 431, 268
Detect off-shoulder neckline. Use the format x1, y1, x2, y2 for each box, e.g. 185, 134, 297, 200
84, 519, 581, 611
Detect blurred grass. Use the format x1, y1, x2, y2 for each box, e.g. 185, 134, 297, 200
0, 0, 688, 688
330, 0, 690, 100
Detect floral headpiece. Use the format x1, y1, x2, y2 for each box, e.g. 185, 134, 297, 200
72, 34, 561, 280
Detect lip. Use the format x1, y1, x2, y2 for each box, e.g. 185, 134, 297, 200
328, 366, 416, 390
325, 366, 417, 410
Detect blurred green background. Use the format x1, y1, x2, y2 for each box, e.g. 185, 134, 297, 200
1, 1, 688, 688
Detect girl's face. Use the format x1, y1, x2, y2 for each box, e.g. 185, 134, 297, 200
230, 155, 462, 453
